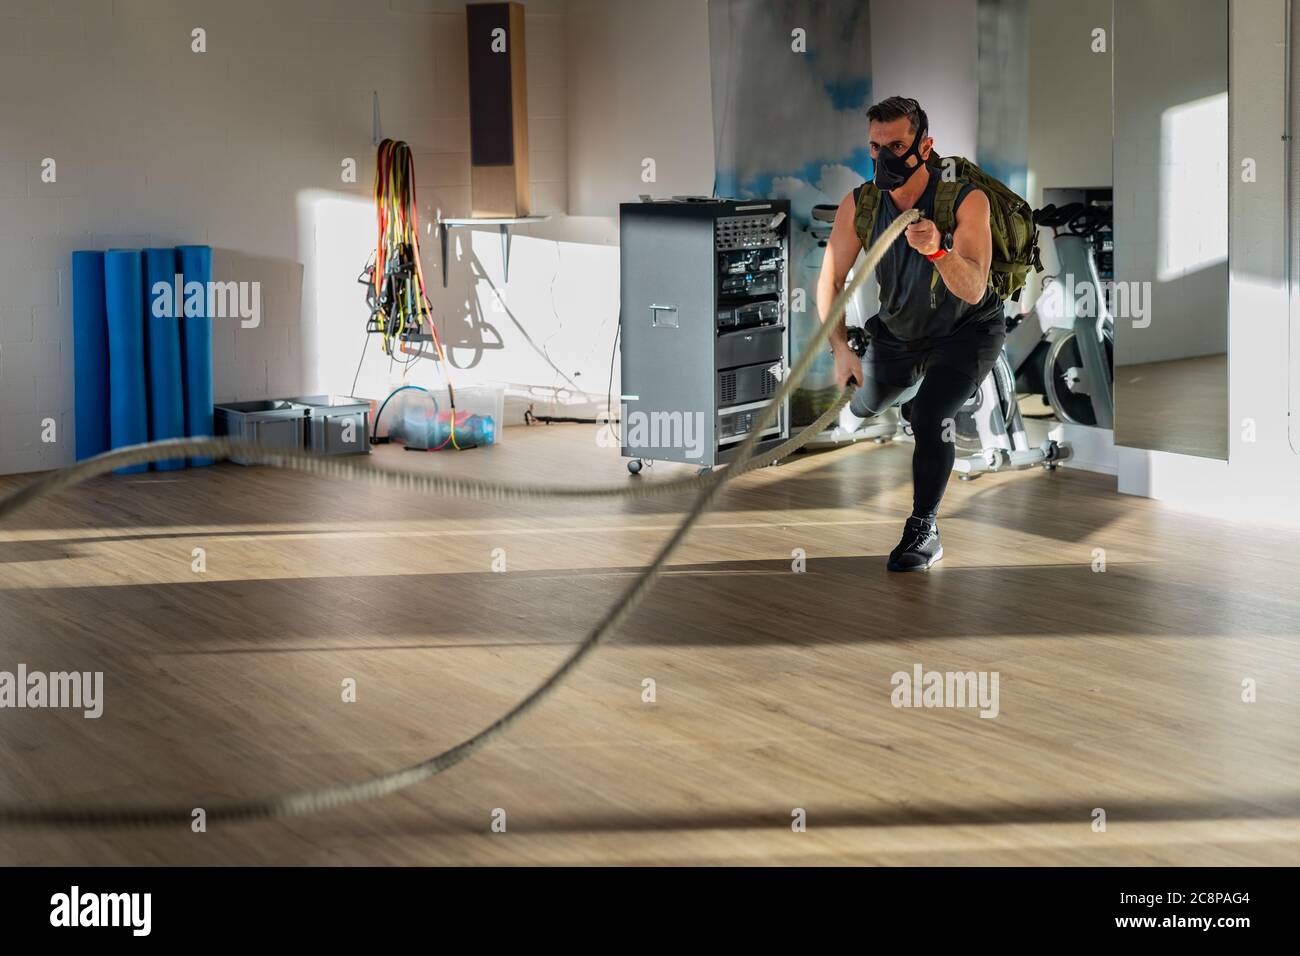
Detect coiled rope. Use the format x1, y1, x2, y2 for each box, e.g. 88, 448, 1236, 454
0, 208, 918, 828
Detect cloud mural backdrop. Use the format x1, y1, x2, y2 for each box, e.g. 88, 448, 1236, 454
709, 0, 876, 428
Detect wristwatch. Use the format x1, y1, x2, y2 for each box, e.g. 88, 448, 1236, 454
926, 231, 954, 262
829, 327, 869, 358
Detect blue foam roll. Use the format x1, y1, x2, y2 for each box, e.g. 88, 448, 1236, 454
103, 250, 149, 475
72, 251, 110, 461
144, 248, 186, 471
176, 245, 214, 467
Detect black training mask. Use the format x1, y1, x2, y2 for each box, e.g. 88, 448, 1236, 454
872, 122, 928, 191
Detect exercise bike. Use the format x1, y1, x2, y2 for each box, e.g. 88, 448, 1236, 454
1004, 202, 1115, 429
844, 325, 1068, 478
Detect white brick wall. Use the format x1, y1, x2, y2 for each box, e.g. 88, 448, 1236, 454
0, 0, 594, 476
566, 0, 714, 217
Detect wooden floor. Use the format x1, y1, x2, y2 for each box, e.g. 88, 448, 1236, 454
0, 423, 1297, 865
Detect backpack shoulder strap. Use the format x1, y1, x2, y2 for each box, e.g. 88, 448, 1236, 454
929, 153, 971, 235
852, 182, 881, 246
933, 181, 963, 235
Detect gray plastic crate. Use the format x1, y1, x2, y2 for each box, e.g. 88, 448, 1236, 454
213, 400, 310, 466
289, 395, 372, 456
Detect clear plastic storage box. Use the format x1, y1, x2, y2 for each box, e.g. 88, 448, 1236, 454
380, 384, 505, 449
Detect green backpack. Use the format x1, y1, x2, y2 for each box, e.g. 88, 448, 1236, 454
853, 153, 1043, 302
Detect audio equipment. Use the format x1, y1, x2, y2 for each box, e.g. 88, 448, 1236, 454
619, 198, 791, 469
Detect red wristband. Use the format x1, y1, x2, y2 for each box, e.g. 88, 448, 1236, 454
925, 247, 948, 262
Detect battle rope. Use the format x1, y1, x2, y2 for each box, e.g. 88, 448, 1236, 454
0, 208, 919, 828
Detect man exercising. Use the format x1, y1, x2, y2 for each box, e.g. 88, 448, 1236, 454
819, 96, 1005, 571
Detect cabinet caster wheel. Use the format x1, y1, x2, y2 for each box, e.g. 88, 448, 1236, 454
627, 459, 643, 475
1043, 462, 1057, 471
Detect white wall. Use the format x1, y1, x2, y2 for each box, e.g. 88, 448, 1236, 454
1018, 0, 1112, 313
869, 0, 979, 160
1025, 0, 1112, 204
566, 0, 714, 216
0, 0, 627, 476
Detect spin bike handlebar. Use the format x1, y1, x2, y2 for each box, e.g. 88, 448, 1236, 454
1033, 202, 1110, 237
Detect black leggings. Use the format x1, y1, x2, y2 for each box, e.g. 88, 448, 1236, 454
849, 320, 1006, 523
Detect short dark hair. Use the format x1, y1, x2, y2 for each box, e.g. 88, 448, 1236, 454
867, 96, 927, 136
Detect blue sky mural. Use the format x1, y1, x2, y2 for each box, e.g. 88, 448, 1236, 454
709, 0, 875, 426
710, 0, 874, 215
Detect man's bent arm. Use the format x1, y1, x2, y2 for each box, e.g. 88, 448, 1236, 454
933, 189, 993, 304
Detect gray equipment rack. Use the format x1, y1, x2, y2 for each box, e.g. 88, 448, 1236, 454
618, 198, 791, 470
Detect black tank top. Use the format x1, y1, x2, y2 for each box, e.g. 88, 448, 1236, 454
865, 170, 1004, 343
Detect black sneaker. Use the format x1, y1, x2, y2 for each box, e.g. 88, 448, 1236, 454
887, 517, 943, 572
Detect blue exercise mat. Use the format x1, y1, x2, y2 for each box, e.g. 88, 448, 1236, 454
72, 251, 110, 461
103, 249, 149, 475
176, 245, 214, 467
144, 247, 186, 471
